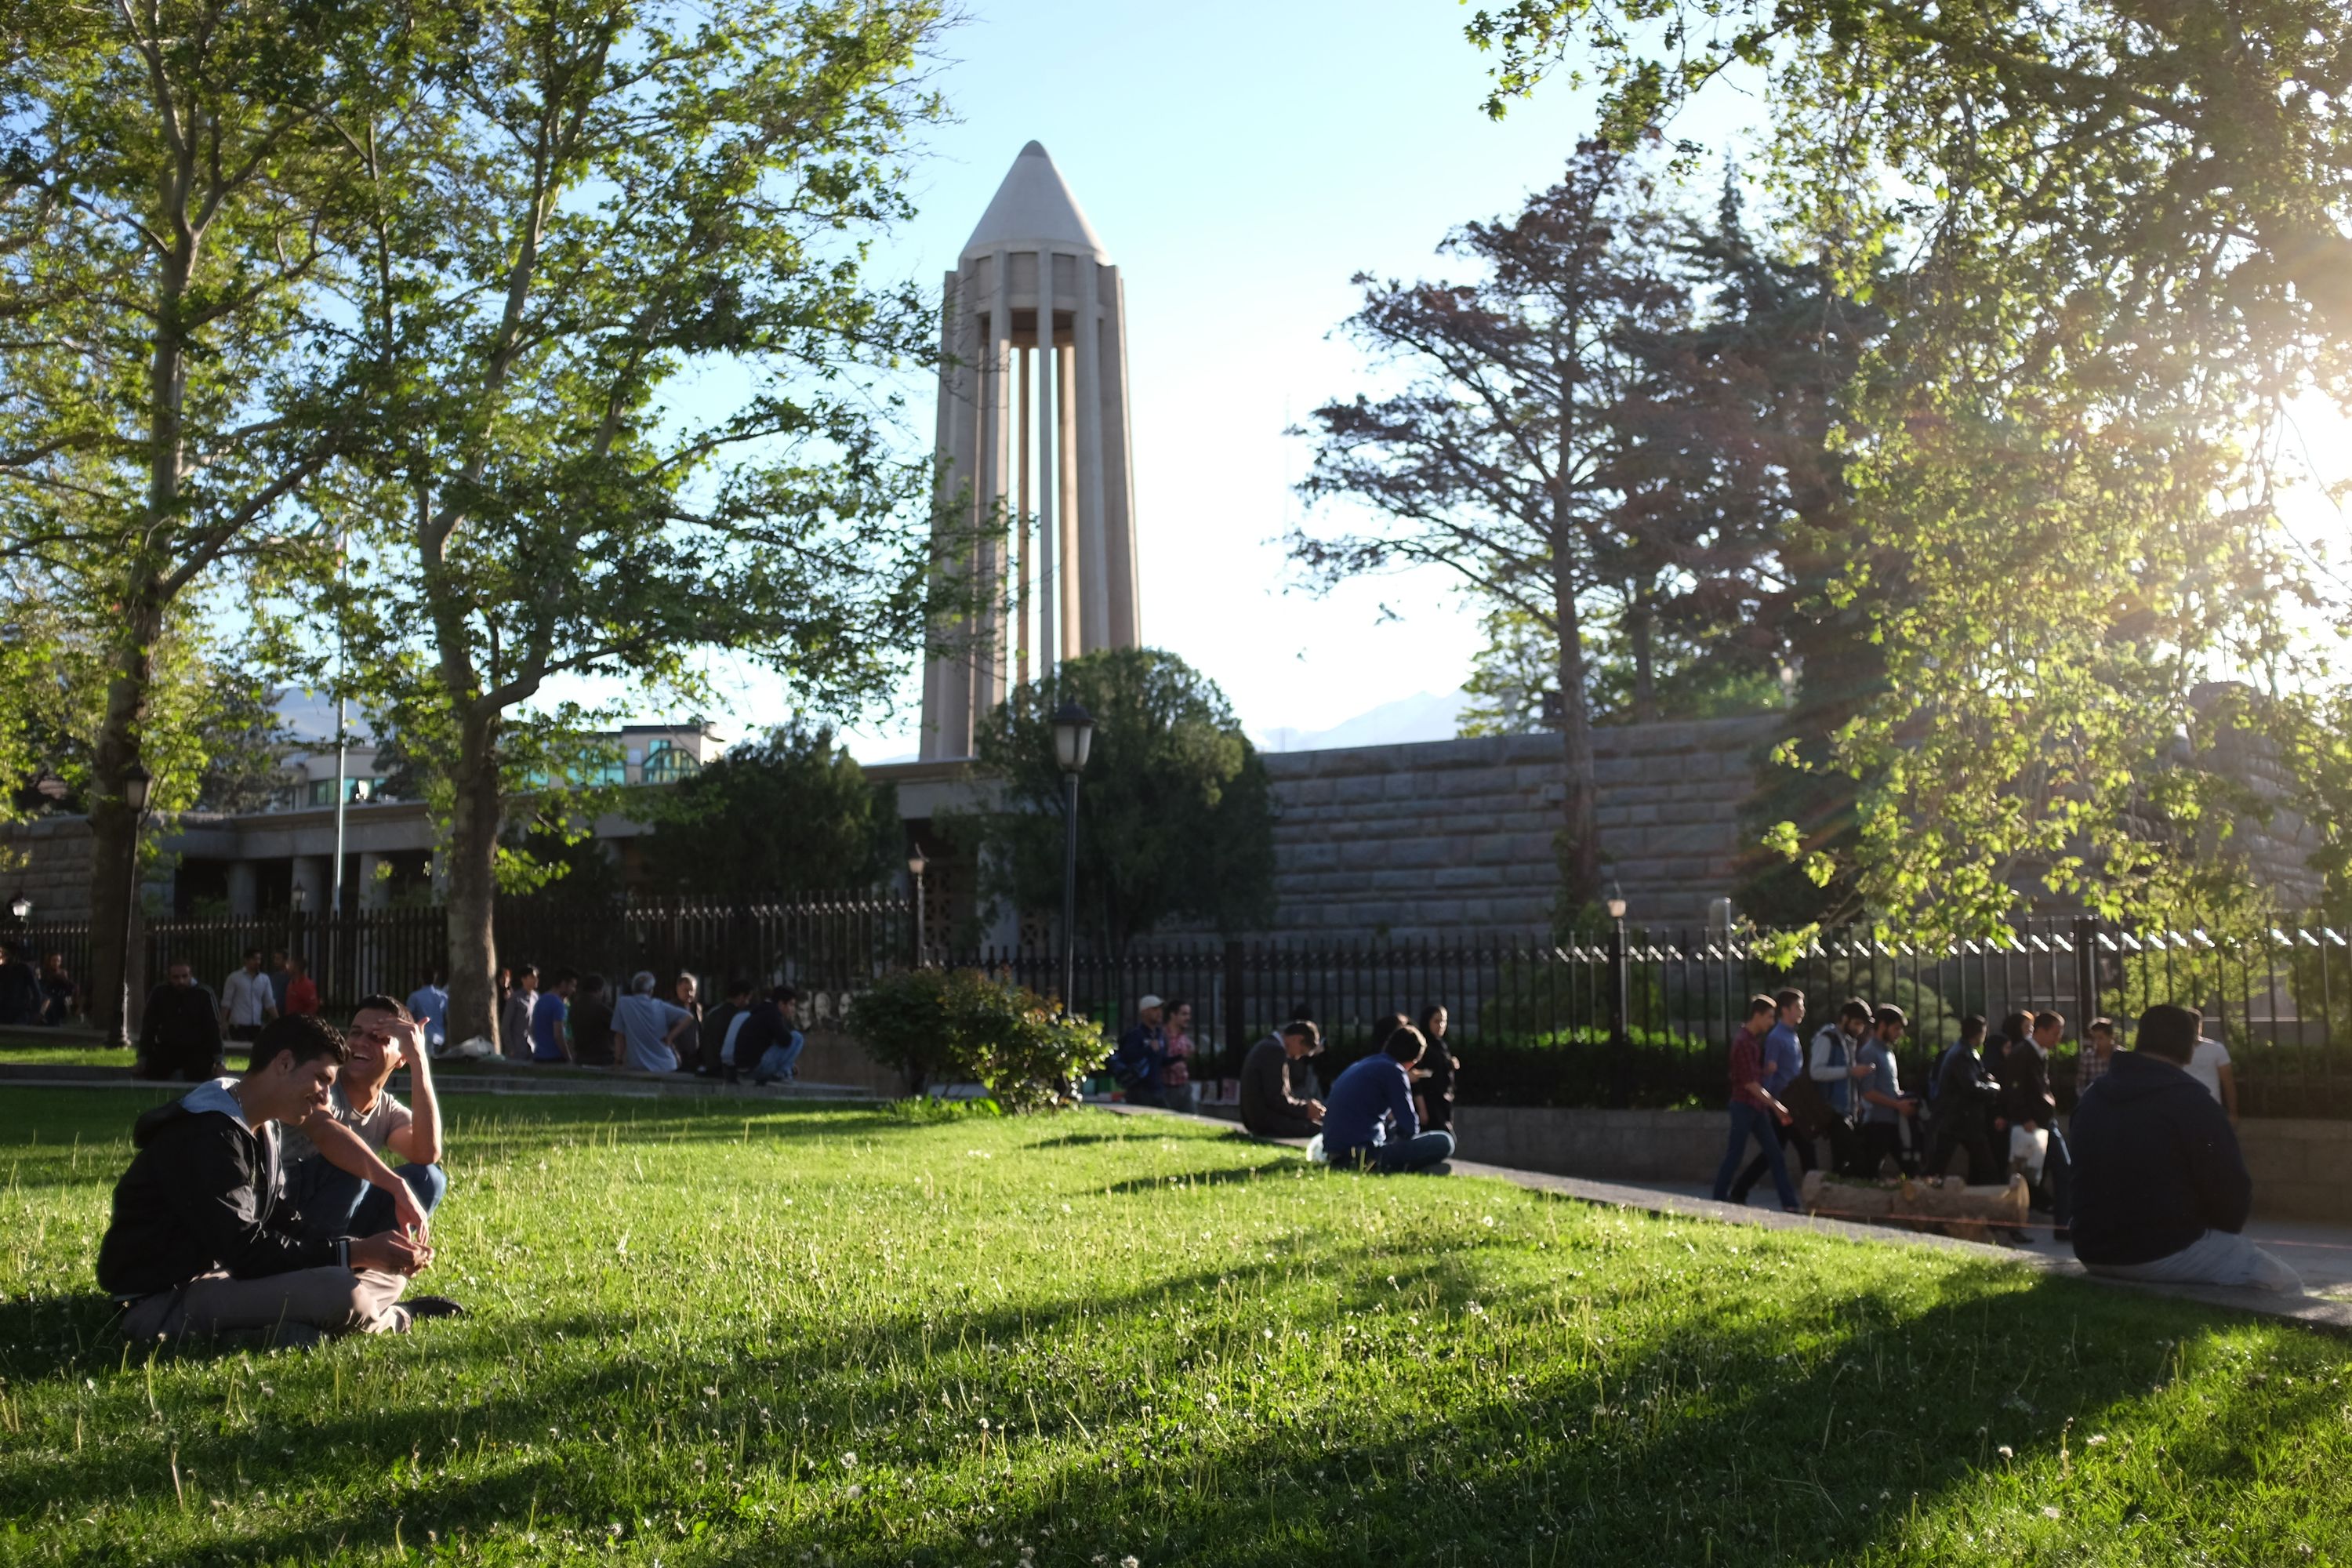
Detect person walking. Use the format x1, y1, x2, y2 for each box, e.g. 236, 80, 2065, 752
499, 964, 540, 1063
1926, 1014, 2002, 1185
1713, 996, 1801, 1211
1856, 1005, 1922, 1176
1999, 1011, 2074, 1241
220, 948, 277, 1061
1730, 991, 1813, 1202
1805, 996, 1873, 1174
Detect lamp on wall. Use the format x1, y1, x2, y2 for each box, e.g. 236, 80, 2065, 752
8, 893, 29, 922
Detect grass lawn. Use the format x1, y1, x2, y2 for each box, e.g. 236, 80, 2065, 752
2, 1091, 2350, 1566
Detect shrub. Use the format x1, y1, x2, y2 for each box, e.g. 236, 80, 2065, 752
848, 967, 1109, 1112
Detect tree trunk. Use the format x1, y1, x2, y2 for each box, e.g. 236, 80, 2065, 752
1555, 567, 1601, 912
1628, 588, 1657, 724
443, 713, 503, 1052
86, 599, 163, 1044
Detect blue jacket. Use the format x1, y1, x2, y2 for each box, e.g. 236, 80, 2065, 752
1111, 1022, 1165, 1089
2071, 1048, 2252, 1267
1323, 1054, 1419, 1156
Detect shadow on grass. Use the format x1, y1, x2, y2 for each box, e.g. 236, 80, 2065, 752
1102, 1160, 1301, 1195
5, 1232, 2339, 1567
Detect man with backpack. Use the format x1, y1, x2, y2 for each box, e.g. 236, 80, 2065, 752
1806, 997, 1875, 1174
1109, 996, 1170, 1108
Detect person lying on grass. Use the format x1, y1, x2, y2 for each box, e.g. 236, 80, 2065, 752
96, 1013, 460, 1347
1321, 1023, 1455, 1174
277, 996, 453, 1265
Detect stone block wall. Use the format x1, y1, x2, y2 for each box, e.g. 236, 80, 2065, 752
0, 816, 98, 920
1260, 716, 1779, 937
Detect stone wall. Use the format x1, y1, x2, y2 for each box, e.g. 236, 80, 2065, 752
0, 816, 99, 920
1260, 716, 1779, 937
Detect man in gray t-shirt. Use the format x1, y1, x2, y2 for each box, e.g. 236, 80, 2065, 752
1855, 1004, 1922, 1175
280, 997, 448, 1245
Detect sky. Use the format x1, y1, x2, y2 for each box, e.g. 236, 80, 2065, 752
562, 0, 2352, 760
597, 0, 1769, 760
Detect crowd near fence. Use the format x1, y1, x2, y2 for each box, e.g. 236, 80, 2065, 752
10, 898, 2352, 1115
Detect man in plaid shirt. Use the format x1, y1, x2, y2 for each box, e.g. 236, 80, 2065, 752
2074, 1017, 2117, 1096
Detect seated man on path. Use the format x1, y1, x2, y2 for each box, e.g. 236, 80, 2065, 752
1321, 1024, 1454, 1174
1240, 1021, 1325, 1138
137, 960, 224, 1081
612, 971, 695, 1073
2071, 1003, 2300, 1292
96, 1014, 437, 1345
750, 986, 807, 1085
1109, 996, 1171, 1108
278, 996, 452, 1262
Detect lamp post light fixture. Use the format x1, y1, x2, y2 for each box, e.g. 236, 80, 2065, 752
8, 894, 29, 922
1051, 699, 1094, 1014
109, 763, 153, 1053
906, 847, 928, 966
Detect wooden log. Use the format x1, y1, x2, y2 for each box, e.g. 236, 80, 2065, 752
1799, 1171, 2031, 1243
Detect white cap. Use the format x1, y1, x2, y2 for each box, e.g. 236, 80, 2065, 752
1138, 994, 1165, 1013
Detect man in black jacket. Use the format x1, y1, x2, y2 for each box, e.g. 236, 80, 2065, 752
2070, 1004, 2299, 1292
98, 1014, 434, 1345
1240, 1022, 1324, 1138
137, 960, 224, 1081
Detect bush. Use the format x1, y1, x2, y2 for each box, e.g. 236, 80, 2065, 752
848, 967, 1109, 1112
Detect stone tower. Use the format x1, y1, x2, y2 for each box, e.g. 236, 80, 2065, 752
919, 141, 1141, 760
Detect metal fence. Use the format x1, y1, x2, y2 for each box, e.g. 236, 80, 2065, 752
12, 901, 2351, 1114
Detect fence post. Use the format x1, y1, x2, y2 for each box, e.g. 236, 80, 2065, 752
1223, 939, 1245, 1080
1608, 919, 1631, 1109
2073, 914, 2099, 1029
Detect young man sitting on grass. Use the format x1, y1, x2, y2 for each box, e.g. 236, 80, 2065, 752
96, 1014, 452, 1346
278, 996, 453, 1265
1320, 1023, 1454, 1174
2070, 1003, 2301, 1293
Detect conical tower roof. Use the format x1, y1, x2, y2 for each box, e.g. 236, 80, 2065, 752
961, 141, 1107, 261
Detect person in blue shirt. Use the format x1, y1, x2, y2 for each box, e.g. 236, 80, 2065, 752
1730, 988, 1815, 1202
405, 974, 449, 1056
531, 969, 576, 1062
1321, 1024, 1454, 1174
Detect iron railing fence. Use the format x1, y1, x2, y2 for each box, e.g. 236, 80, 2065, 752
10, 901, 2349, 1114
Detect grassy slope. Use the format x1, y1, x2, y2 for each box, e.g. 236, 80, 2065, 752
1, 1091, 2347, 1566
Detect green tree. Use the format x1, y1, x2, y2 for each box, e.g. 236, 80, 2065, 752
1468, 0, 2350, 938
942, 648, 1275, 955
312, 0, 953, 1051
0, 0, 409, 1035
637, 724, 897, 899
1290, 143, 1691, 911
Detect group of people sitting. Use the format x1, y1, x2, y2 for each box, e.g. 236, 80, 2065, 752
467, 966, 808, 1083
1235, 1005, 1460, 1174
100, 997, 464, 1345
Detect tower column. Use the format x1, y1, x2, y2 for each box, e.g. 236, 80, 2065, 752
1034, 245, 1059, 678
1074, 256, 1110, 653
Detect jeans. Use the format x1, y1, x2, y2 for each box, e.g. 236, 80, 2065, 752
1123, 1083, 1169, 1109
284, 1158, 449, 1243
1731, 1114, 1815, 1202
1714, 1101, 1798, 1208
1334, 1131, 1454, 1173
1163, 1081, 1198, 1114
2084, 1228, 2303, 1293
753, 1033, 805, 1084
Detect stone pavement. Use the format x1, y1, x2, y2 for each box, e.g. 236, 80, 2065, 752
1109, 1103, 2352, 1334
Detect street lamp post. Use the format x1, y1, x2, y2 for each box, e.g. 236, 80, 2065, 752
9, 893, 29, 923
1051, 699, 1094, 1014
110, 764, 153, 1054
1605, 877, 1630, 1109
906, 847, 928, 967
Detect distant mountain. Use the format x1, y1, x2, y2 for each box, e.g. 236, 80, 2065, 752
1257, 689, 1470, 753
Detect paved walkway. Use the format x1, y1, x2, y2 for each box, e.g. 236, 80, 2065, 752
0, 1061, 882, 1102
1107, 1105, 2352, 1334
